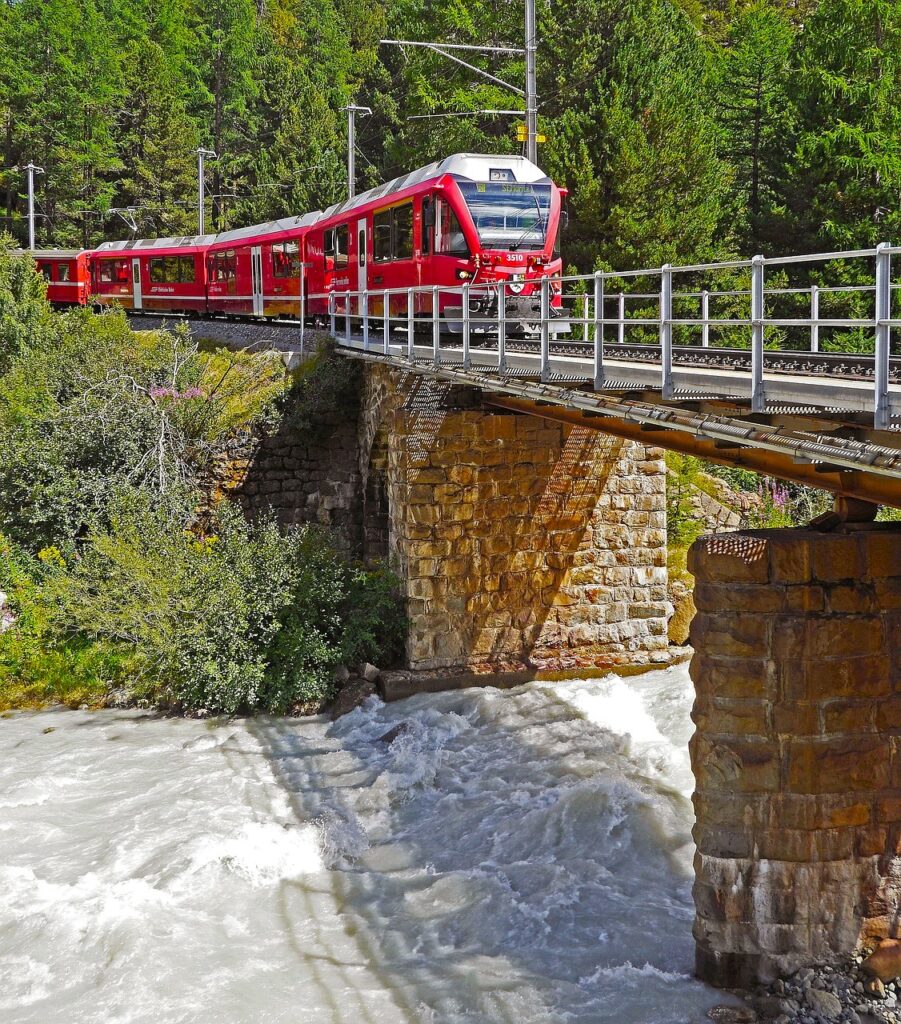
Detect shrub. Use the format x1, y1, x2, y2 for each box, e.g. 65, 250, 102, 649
52, 493, 404, 714
0, 534, 133, 710
0, 309, 287, 547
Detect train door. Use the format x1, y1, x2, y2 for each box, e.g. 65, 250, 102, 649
356, 218, 368, 294
251, 246, 264, 316
131, 258, 142, 310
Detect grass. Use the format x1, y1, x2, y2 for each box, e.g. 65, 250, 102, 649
0, 634, 134, 711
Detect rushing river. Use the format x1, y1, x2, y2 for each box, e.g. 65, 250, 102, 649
0, 664, 738, 1024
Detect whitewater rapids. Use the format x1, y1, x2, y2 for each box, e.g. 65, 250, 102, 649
0, 664, 737, 1023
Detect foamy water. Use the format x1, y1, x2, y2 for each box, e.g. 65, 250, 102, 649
0, 665, 736, 1023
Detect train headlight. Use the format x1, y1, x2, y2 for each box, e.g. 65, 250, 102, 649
508, 275, 525, 294
456, 269, 472, 280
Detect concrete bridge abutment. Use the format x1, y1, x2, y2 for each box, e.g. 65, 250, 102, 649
689, 527, 901, 987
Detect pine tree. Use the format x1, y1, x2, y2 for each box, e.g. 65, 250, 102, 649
715, 3, 796, 254
789, 0, 901, 249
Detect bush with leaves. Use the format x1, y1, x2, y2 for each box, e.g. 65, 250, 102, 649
0, 301, 287, 547
0, 534, 135, 710
50, 492, 404, 714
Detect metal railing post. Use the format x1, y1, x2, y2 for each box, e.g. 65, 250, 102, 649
582, 292, 589, 344
539, 276, 550, 382
345, 292, 351, 344
383, 289, 390, 354
462, 283, 471, 370
362, 290, 369, 350
810, 285, 819, 353
617, 291, 625, 344
660, 264, 673, 399
701, 290, 709, 348
407, 288, 415, 361
875, 242, 892, 430
329, 291, 336, 336
751, 254, 765, 413
432, 285, 440, 366
593, 270, 604, 390
497, 281, 507, 373
299, 272, 305, 353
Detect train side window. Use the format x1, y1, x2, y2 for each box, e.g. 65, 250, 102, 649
393, 202, 413, 260
272, 243, 289, 279
115, 259, 130, 282
324, 229, 335, 262
358, 227, 365, 269
437, 201, 469, 257
373, 209, 392, 262
286, 241, 301, 275
38, 262, 52, 281
421, 198, 434, 256
150, 258, 166, 283
180, 256, 195, 283
99, 261, 114, 284
57, 262, 71, 282
335, 224, 349, 267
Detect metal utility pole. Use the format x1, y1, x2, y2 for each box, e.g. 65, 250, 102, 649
524, 0, 538, 164
23, 163, 44, 250
340, 105, 371, 199
196, 148, 217, 235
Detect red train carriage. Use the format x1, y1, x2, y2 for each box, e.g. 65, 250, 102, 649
304, 153, 566, 333
23, 249, 90, 305
205, 212, 320, 319
89, 236, 215, 313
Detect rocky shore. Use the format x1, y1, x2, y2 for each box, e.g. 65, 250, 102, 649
719, 944, 901, 1024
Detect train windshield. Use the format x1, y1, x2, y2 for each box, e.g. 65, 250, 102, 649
458, 182, 552, 251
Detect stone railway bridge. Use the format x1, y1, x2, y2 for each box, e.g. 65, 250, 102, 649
137, 252, 901, 991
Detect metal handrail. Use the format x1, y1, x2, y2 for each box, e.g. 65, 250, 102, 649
305, 243, 897, 428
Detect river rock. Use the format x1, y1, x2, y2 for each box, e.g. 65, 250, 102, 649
360, 663, 381, 683
706, 1007, 756, 1023
863, 942, 901, 983
667, 581, 696, 645
867, 977, 887, 998
377, 722, 413, 744
806, 988, 843, 1018
330, 679, 376, 719
333, 664, 351, 685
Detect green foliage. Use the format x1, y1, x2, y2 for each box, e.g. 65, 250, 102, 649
0, 300, 287, 547
51, 494, 403, 714
282, 339, 362, 436
0, 240, 55, 373
0, 534, 134, 710
1, 0, 897, 265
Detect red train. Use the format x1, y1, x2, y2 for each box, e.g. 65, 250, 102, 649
26, 249, 91, 306
24, 153, 567, 333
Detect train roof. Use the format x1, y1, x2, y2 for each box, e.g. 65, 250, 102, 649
94, 234, 218, 253
211, 211, 322, 246
12, 248, 84, 259
319, 153, 552, 222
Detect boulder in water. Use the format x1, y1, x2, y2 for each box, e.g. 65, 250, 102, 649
377, 722, 413, 745
330, 679, 376, 720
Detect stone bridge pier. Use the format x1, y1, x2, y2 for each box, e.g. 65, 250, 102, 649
360, 364, 671, 685
689, 527, 901, 987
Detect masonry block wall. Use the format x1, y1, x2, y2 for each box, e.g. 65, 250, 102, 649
365, 364, 670, 674
233, 365, 364, 555
689, 528, 901, 988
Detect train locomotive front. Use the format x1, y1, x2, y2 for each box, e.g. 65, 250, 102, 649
429, 155, 568, 336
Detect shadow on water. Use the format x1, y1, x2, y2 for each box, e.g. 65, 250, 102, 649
220, 671, 725, 1024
